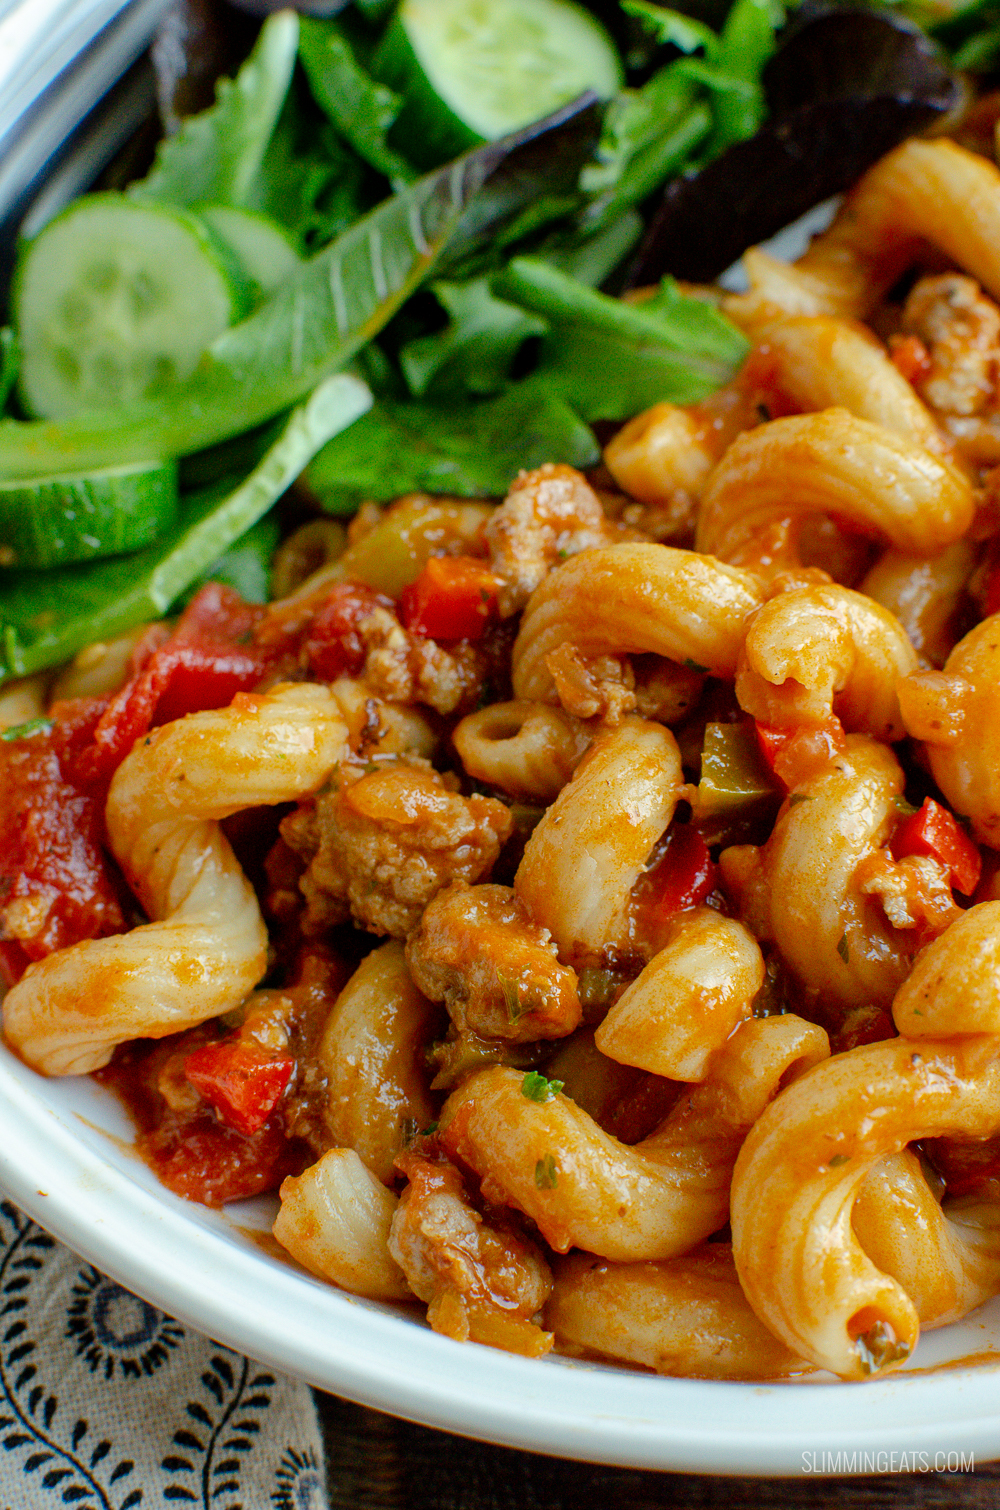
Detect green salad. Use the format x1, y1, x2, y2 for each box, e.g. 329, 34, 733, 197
0, 0, 989, 684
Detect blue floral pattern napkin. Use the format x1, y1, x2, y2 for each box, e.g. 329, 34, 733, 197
0, 1199, 328, 1509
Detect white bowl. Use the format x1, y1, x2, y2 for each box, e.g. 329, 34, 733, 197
1, 1036, 999, 1474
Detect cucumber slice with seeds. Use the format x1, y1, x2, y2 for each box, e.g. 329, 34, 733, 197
374, 0, 622, 169
14, 196, 251, 422
200, 206, 303, 298
0, 460, 178, 569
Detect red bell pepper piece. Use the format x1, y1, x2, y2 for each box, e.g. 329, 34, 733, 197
398, 555, 501, 641
755, 715, 846, 791
891, 796, 981, 896
636, 823, 717, 922
184, 1037, 295, 1137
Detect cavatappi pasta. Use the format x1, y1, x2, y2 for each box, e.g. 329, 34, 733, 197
11, 135, 1000, 1382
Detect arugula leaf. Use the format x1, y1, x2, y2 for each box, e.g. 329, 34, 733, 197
301, 379, 597, 513
708, 0, 783, 151
621, 2, 721, 56
133, 11, 299, 211
399, 278, 547, 397
0, 374, 370, 684
492, 256, 748, 419
579, 66, 712, 232
298, 16, 417, 183
0, 107, 595, 479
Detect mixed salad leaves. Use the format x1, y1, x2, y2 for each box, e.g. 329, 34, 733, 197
0, 0, 991, 686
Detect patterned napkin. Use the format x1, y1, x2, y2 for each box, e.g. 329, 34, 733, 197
0, 1199, 329, 1509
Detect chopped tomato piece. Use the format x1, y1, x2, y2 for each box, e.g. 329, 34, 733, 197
304, 580, 394, 681
140, 1113, 297, 1206
888, 334, 932, 387
184, 1037, 295, 1137
399, 555, 501, 642
0, 698, 127, 960
891, 797, 981, 896
634, 823, 717, 924
755, 715, 846, 791
79, 584, 276, 784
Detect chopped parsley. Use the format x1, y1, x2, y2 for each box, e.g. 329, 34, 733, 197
828, 1153, 851, 1168
836, 933, 850, 965
683, 657, 709, 674
1, 717, 54, 742
521, 1071, 564, 1103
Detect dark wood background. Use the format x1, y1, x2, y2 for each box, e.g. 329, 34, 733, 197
314, 1392, 997, 1508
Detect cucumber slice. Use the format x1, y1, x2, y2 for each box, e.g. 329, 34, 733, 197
14, 196, 252, 422
200, 206, 302, 299
0, 460, 179, 570
374, 0, 622, 168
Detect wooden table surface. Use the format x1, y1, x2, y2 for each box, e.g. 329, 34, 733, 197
315, 1392, 998, 1508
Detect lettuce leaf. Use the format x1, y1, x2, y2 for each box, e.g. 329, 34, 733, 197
133, 11, 299, 211
0, 101, 597, 479
0, 374, 370, 684
298, 16, 417, 184
492, 256, 748, 419
300, 380, 598, 512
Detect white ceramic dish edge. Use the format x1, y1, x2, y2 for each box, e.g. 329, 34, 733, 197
1, 1040, 1000, 1475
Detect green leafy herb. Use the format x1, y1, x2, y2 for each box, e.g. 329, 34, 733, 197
534, 1154, 559, 1190
836, 933, 850, 965
298, 17, 416, 183
521, 1072, 565, 1103
493, 257, 749, 419
787, 793, 813, 806
301, 380, 597, 512
0, 716, 54, 742
892, 794, 918, 816
0, 374, 370, 684
133, 12, 299, 211
828, 1153, 851, 1168
683, 657, 709, 673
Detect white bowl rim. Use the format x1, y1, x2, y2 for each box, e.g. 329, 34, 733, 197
1, 1040, 1000, 1476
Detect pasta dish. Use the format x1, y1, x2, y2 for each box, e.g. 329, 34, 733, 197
7, 127, 1000, 1386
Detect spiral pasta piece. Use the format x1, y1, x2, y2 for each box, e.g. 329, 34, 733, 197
749, 316, 946, 453
861, 541, 974, 669
731, 1034, 1000, 1379
439, 1016, 828, 1262
696, 410, 974, 576
727, 138, 1000, 326
514, 717, 684, 966
3, 683, 347, 1076
594, 909, 764, 1081
735, 584, 919, 740
273, 1148, 411, 1301
721, 736, 910, 1011
546, 1246, 811, 1379
452, 700, 590, 801
899, 616, 1000, 846
511, 543, 764, 704
893, 902, 1000, 1039
852, 1149, 1000, 1332
316, 939, 438, 1183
